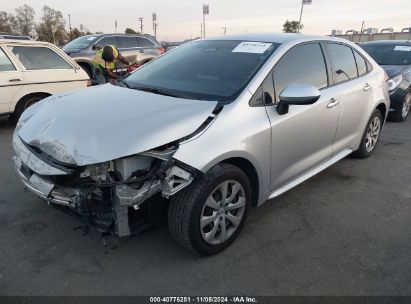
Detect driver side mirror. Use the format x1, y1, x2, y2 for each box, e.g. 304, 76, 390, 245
91, 44, 103, 51
276, 84, 321, 115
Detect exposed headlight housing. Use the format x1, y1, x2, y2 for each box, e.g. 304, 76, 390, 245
387, 74, 403, 91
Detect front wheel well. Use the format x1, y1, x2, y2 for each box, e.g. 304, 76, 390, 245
376, 103, 387, 125
221, 157, 259, 207
16, 92, 51, 108
13, 92, 51, 119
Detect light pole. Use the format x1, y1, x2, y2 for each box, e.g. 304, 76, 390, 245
203, 4, 209, 38
298, 0, 312, 33
152, 13, 157, 38
139, 17, 143, 34
68, 14, 72, 39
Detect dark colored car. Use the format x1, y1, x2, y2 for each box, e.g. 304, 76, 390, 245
361, 40, 411, 121
62, 34, 165, 77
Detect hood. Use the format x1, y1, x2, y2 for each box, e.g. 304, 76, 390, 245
17, 84, 218, 166
381, 65, 411, 78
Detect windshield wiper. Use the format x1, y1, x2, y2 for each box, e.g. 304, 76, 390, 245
116, 78, 131, 88
134, 86, 189, 99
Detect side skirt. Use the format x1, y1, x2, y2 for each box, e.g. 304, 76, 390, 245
268, 148, 353, 200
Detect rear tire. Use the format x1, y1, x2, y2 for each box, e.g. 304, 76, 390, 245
14, 94, 47, 120
352, 109, 383, 159
388, 92, 411, 122
168, 163, 251, 256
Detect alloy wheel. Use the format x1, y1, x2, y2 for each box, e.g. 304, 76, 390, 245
365, 116, 381, 152
200, 180, 246, 245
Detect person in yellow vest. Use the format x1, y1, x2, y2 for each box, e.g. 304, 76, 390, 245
92, 45, 130, 84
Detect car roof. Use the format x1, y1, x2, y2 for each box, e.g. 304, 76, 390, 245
204, 32, 347, 44
0, 39, 54, 46
361, 40, 411, 45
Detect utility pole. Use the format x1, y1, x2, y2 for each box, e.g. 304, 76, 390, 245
200, 22, 203, 38
221, 26, 226, 35
68, 14, 72, 39
203, 4, 209, 38
360, 21, 365, 33
152, 13, 157, 38
139, 17, 143, 34
115, 20, 118, 33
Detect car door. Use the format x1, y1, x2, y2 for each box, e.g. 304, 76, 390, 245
6, 44, 84, 102
264, 42, 340, 191
324, 43, 375, 152
117, 36, 139, 64
0, 46, 24, 114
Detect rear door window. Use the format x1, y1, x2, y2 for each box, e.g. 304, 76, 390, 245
138, 37, 155, 47
326, 43, 358, 84
8, 46, 72, 70
0, 48, 16, 71
97, 36, 118, 48
273, 43, 328, 101
118, 36, 139, 49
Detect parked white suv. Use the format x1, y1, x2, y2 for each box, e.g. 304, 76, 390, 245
0, 39, 89, 120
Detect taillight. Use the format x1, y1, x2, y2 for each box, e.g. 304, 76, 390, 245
158, 47, 165, 54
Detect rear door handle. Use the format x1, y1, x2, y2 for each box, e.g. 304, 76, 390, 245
9, 78, 22, 82
363, 83, 372, 91
327, 98, 339, 108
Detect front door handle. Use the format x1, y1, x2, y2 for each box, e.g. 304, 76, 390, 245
327, 98, 339, 108
9, 78, 22, 82
363, 83, 372, 91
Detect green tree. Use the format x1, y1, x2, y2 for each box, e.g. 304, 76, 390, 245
0, 11, 17, 34
14, 4, 35, 37
36, 6, 67, 45
282, 20, 303, 33
71, 27, 82, 39
125, 27, 139, 34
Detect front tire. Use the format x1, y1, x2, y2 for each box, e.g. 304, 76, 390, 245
352, 109, 383, 158
168, 163, 251, 255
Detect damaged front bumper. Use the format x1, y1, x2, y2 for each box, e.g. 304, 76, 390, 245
12, 133, 195, 237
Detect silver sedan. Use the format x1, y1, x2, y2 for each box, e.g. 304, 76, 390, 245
12, 33, 389, 255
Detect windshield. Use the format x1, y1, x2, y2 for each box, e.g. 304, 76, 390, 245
123, 40, 280, 102
361, 44, 411, 66
63, 36, 98, 51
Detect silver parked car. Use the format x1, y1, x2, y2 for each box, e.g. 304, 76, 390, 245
13, 33, 389, 255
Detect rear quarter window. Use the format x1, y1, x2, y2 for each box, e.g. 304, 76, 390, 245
353, 50, 368, 76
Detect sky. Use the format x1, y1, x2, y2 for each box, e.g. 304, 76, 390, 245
2, 0, 411, 41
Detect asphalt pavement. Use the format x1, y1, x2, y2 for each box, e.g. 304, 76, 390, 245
0, 118, 410, 296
